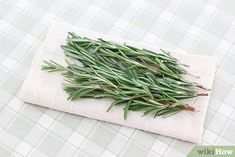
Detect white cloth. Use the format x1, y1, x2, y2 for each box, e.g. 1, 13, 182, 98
18, 21, 217, 143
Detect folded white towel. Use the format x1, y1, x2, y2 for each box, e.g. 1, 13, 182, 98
18, 21, 216, 143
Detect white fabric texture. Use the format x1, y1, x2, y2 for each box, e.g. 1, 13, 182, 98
18, 21, 217, 143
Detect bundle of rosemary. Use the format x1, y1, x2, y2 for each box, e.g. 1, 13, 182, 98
42, 32, 208, 119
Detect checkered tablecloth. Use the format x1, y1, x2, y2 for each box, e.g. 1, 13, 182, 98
0, 0, 235, 157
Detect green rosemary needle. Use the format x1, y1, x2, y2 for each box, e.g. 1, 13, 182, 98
41, 32, 208, 120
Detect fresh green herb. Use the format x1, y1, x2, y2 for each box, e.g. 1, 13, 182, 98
41, 32, 208, 120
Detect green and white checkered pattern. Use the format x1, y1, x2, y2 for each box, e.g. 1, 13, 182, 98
0, 0, 235, 156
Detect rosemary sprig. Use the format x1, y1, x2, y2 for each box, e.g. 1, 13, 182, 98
41, 32, 208, 120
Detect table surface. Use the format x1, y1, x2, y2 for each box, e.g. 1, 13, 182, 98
0, 0, 235, 157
